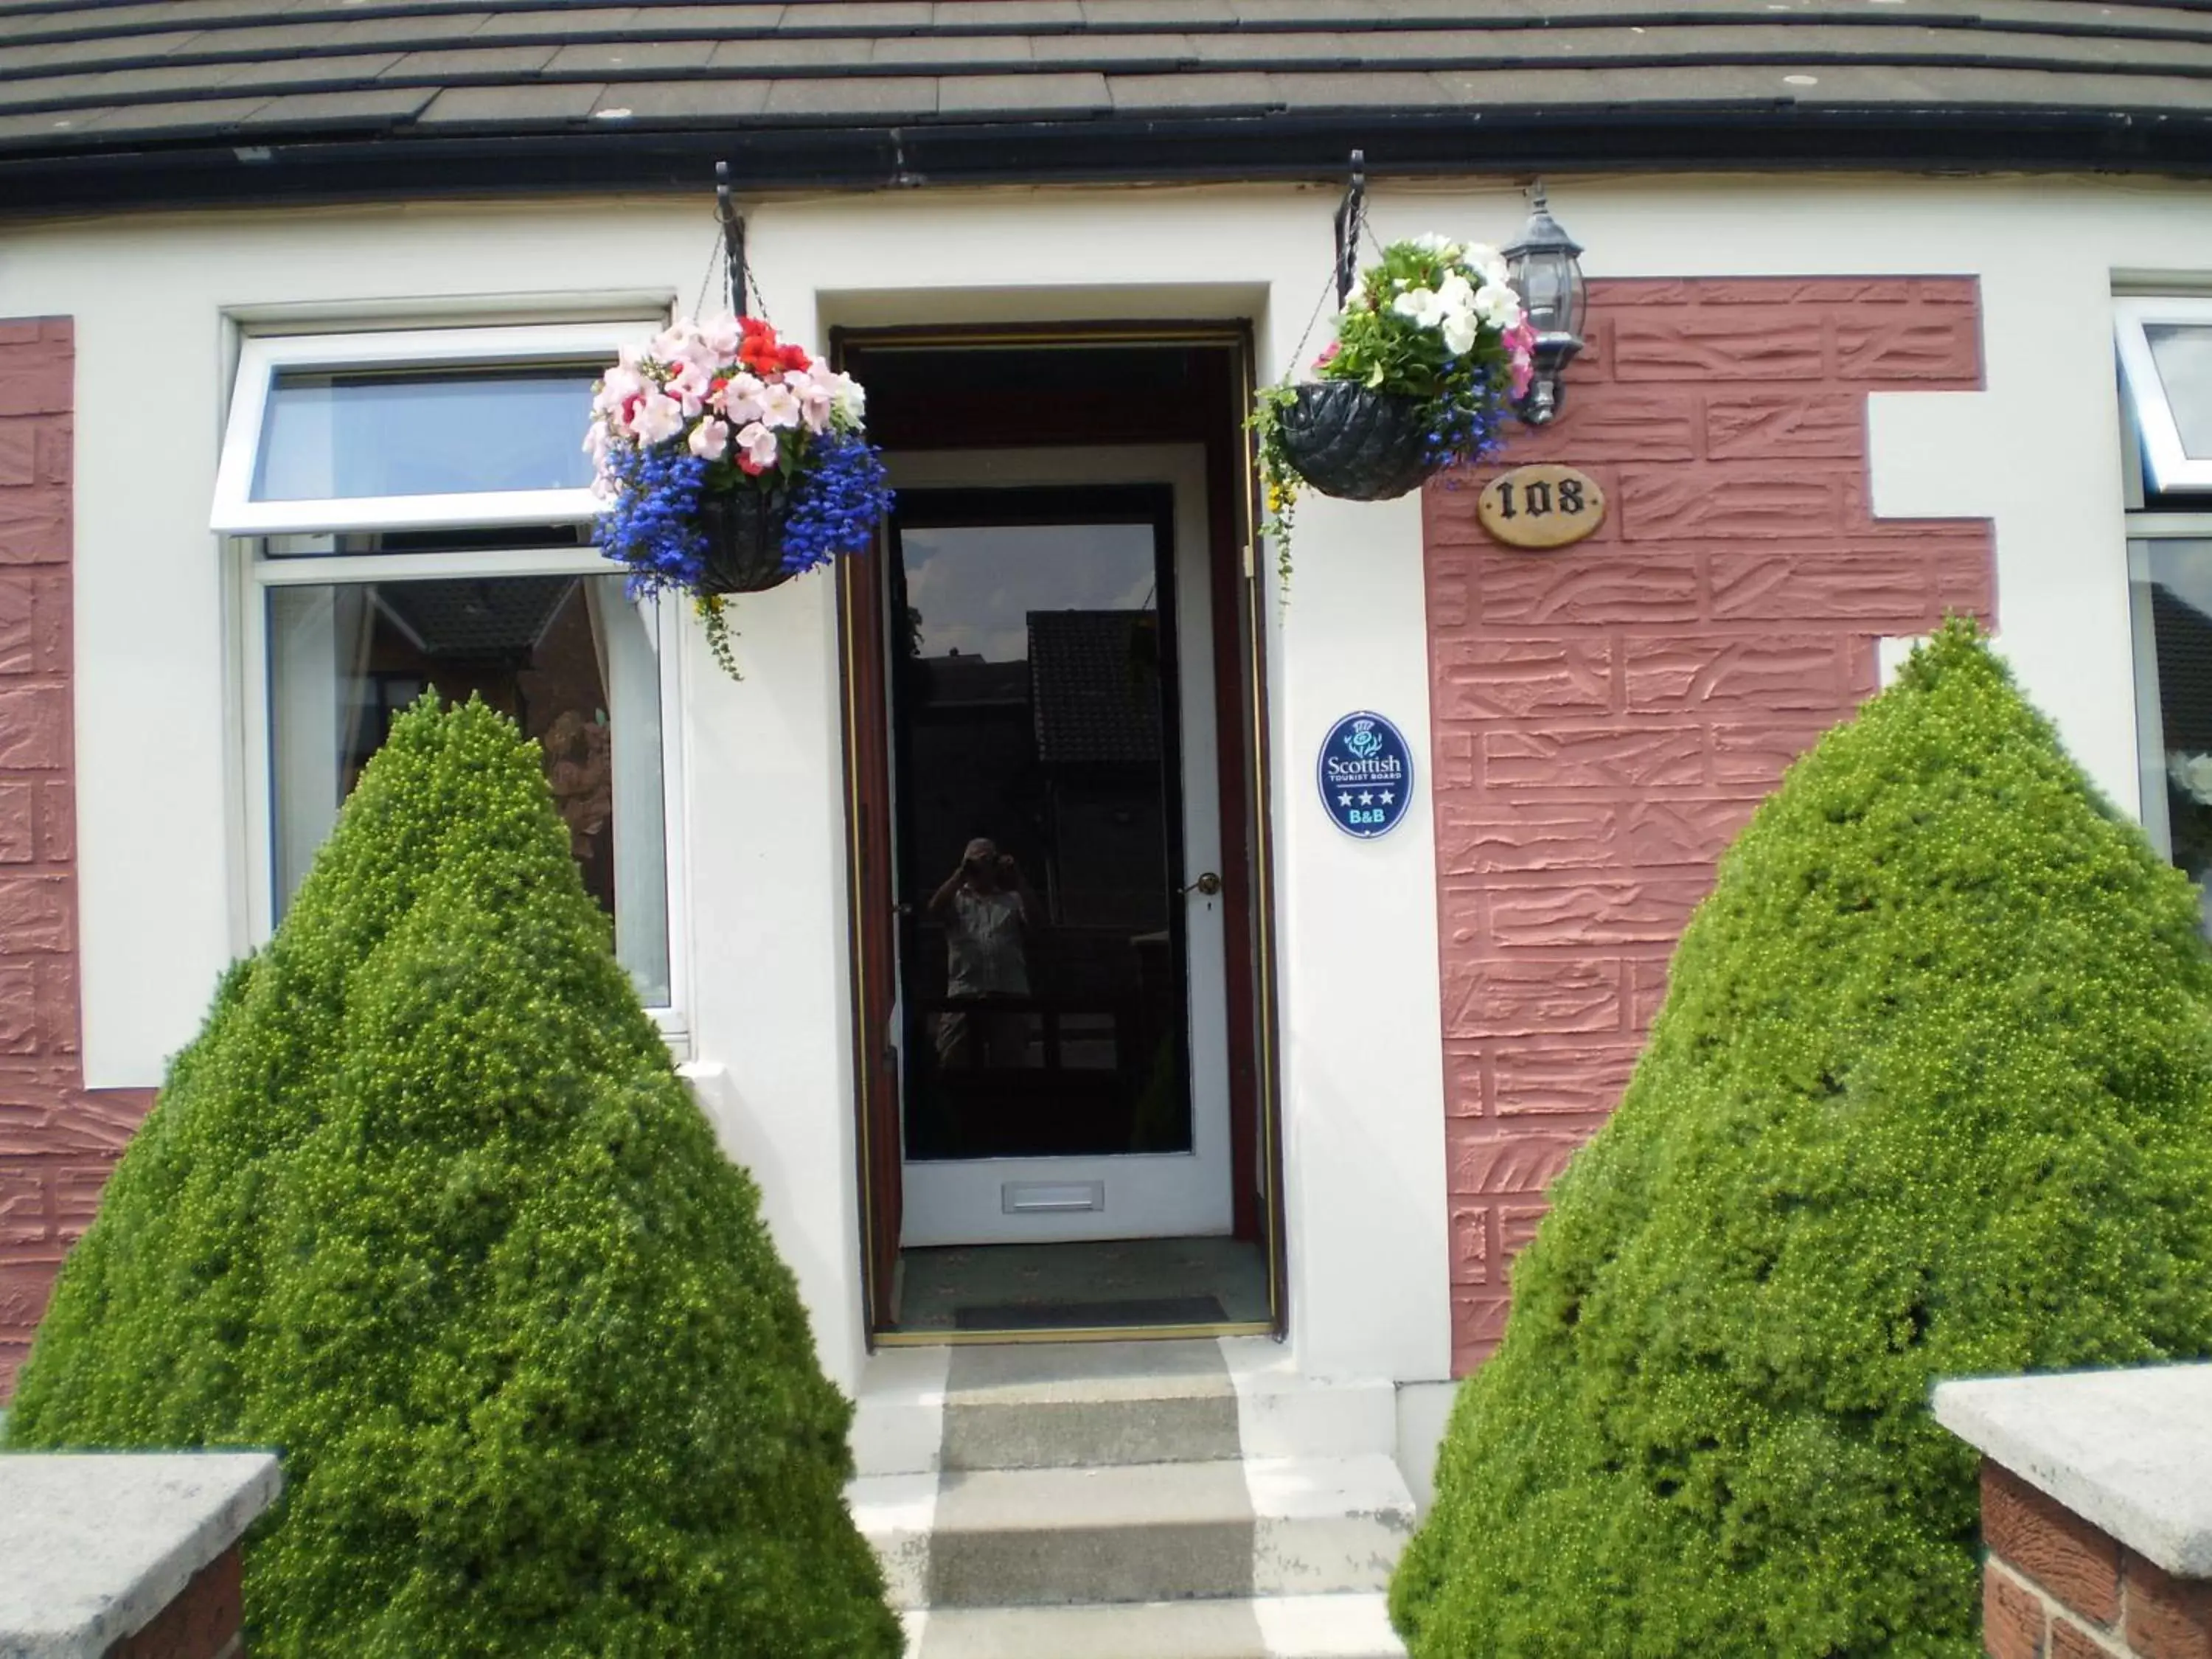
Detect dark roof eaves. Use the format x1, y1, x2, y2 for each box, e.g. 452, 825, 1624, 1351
2, 100, 2209, 217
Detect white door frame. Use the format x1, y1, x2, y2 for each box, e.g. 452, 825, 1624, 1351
884, 445, 1234, 1246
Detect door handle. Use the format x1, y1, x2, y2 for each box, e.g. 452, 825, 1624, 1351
1183, 871, 1222, 897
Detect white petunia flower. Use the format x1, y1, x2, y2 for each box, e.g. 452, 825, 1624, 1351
716, 371, 765, 427
1391, 286, 1447, 329
826, 369, 866, 424
1475, 282, 1524, 330
1436, 272, 1477, 316
787, 369, 834, 434
1441, 311, 1478, 356
757, 381, 802, 430
1463, 243, 1512, 288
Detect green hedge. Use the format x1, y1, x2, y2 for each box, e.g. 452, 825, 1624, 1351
8, 698, 902, 1659
1391, 622, 2212, 1658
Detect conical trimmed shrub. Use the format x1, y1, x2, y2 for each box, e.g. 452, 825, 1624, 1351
1391, 622, 2212, 1658
8, 698, 901, 1659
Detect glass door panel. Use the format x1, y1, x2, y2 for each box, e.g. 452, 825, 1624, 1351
891, 498, 1189, 1164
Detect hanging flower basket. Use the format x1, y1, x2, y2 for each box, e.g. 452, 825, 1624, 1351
697, 484, 793, 596
1253, 234, 1537, 588
1273, 382, 1439, 502
587, 314, 892, 678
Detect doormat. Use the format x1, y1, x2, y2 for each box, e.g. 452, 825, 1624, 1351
951, 1294, 1228, 1332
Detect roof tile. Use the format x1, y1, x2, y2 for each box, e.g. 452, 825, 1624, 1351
418, 80, 607, 122
590, 77, 771, 116
932, 1, 1082, 25
236, 84, 440, 125
872, 33, 1033, 67
625, 4, 787, 29
547, 38, 717, 72
706, 35, 864, 68
75, 94, 274, 133
760, 73, 937, 116
380, 45, 564, 80
936, 69, 1110, 114
1108, 69, 1276, 111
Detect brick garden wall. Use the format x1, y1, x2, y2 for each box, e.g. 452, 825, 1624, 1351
0, 319, 156, 1399
1980, 1463, 2212, 1659
1425, 276, 1995, 1374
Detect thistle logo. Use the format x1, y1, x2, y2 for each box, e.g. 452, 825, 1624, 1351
1318, 710, 1413, 840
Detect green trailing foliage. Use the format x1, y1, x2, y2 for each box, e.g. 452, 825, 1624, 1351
1391, 621, 2212, 1658
7, 698, 901, 1659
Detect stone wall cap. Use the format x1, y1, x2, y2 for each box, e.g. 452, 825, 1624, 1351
0, 1450, 282, 1659
1933, 1364, 2212, 1579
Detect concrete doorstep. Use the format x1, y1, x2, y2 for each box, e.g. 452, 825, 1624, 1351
844, 1338, 1413, 1659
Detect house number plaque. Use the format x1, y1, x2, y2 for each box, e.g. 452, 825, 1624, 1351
1478, 464, 1606, 551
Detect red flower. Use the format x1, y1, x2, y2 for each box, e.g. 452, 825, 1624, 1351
778, 343, 811, 372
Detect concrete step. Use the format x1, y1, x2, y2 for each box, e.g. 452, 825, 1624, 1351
849, 1453, 1415, 1610
902, 1592, 1407, 1658
851, 1338, 1401, 1478
942, 1339, 1242, 1471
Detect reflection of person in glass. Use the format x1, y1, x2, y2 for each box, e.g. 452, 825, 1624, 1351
929, 837, 1036, 1070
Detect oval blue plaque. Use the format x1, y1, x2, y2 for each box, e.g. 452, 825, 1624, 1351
1318, 711, 1415, 840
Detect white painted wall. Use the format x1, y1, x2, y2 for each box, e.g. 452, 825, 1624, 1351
2, 170, 2202, 1396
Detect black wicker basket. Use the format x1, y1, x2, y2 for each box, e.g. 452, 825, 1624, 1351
698, 487, 794, 596
1276, 382, 1440, 502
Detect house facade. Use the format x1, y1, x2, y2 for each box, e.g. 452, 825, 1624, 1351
4, 1, 2211, 1495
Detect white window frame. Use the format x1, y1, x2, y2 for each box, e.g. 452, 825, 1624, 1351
2114, 296, 2212, 495
211, 322, 637, 536
220, 323, 689, 1047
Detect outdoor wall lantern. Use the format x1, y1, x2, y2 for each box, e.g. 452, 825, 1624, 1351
1503, 181, 1587, 425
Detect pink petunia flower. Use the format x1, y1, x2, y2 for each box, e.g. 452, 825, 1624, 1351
734, 420, 780, 474
688, 417, 731, 461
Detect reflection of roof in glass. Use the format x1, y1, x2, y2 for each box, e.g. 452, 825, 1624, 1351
2154, 583, 2212, 752
1029, 611, 1161, 767
915, 655, 1028, 709
375, 576, 575, 658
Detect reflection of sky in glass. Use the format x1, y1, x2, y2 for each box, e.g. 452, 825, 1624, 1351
902, 524, 1155, 661
255, 367, 599, 501
2152, 541, 2212, 625
2149, 327, 2212, 459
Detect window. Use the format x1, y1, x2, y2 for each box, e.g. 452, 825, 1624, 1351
2115, 297, 2212, 495
216, 324, 683, 1019
212, 326, 623, 535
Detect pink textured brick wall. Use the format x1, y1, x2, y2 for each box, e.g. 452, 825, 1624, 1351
0, 319, 155, 1400
1425, 277, 1995, 1374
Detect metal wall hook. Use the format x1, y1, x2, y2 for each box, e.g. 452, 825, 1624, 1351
714, 159, 748, 319
1331, 148, 1366, 309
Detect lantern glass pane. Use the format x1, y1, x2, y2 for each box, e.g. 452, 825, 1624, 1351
1515, 251, 1576, 335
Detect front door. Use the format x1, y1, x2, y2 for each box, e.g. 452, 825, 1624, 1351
880, 451, 1232, 1246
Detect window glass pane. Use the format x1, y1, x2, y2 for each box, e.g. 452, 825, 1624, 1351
268, 572, 669, 1004
253, 365, 599, 501
2135, 540, 2212, 933
2144, 327, 2212, 459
